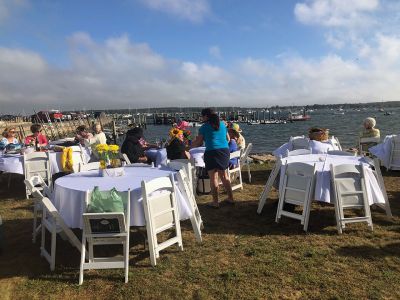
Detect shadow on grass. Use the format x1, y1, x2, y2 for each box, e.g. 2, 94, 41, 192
336, 242, 400, 259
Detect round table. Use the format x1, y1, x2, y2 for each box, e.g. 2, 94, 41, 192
53, 166, 192, 228
0, 149, 91, 175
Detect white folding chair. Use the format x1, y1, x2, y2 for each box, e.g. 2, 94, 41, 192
141, 174, 183, 266
371, 158, 392, 217
330, 164, 373, 234
276, 162, 316, 232
24, 175, 52, 243
387, 135, 400, 171
70, 145, 85, 172
327, 150, 355, 156
23, 152, 51, 199
76, 162, 100, 172
240, 143, 253, 183
290, 136, 310, 150
286, 149, 312, 156
228, 150, 243, 191
168, 159, 195, 196
176, 169, 203, 242
330, 136, 342, 151
257, 159, 282, 214
79, 189, 131, 285
40, 196, 82, 271
359, 136, 380, 156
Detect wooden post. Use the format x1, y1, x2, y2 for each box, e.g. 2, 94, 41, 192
112, 120, 117, 144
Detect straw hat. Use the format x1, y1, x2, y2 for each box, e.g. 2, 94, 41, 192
231, 123, 242, 133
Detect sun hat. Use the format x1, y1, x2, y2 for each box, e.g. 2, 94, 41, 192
176, 120, 189, 130
231, 123, 242, 133
363, 117, 376, 129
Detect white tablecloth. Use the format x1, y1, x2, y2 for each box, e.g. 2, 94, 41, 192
369, 135, 398, 168
0, 149, 91, 175
145, 148, 168, 167
279, 154, 385, 205
52, 166, 192, 228
189, 147, 206, 167
273, 138, 339, 158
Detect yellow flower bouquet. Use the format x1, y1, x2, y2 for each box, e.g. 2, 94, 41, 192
95, 144, 109, 169
95, 144, 121, 169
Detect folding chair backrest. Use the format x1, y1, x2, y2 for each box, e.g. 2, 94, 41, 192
290, 136, 310, 150
168, 160, 194, 194
82, 213, 126, 235
328, 150, 355, 156
388, 135, 400, 170
331, 164, 365, 206
70, 145, 85, 170
24, 174, 52, 198
40, 196, 82, 251
23, 152, 51, 184
284, 162, 315, 202
330, 136, 342, 151
240, 143, 252, 165
287, 149, 311, 156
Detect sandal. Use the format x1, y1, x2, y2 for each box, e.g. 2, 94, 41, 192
206, 202, 219, 208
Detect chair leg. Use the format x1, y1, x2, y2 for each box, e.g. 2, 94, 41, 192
247, 164, 251, 183
32, 205, 38, 243
50, 227, 56, 271
124, 238, 129, 283
79, 234, 86, 285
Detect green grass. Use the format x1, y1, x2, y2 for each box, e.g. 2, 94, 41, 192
1, 164, 400, 299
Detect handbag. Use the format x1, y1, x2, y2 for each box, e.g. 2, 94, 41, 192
196, 167, 211, 194
87, 187, 125, 213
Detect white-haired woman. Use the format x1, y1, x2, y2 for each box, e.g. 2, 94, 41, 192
360, 117, 380, 138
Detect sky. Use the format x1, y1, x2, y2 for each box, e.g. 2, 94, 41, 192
1, 0, 400, 113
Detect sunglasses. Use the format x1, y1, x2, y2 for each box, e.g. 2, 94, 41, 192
9, 131, 16, 133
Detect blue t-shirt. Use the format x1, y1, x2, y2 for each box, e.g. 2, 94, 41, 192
199, 121, 228, 151
228, 139, 238, 167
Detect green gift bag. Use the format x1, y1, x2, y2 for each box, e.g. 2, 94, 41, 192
87, 187, 127, 213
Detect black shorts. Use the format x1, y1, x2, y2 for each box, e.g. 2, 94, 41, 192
204, 148, 230, 172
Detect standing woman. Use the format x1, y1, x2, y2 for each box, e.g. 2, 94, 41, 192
191, 108, 234, 208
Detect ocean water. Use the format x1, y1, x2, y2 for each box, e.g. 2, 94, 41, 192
126, 107, 400, 154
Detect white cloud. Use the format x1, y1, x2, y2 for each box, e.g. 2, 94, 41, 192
1, 32, 400, 113
294, 0, 379, 28
140, 0, 210, 23
209, 45, 221, 59
0, 0, 28, 24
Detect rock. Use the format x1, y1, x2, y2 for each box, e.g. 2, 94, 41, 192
249, 153, 276, 163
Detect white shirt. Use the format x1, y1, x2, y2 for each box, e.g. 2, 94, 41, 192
89, 132, 107, 145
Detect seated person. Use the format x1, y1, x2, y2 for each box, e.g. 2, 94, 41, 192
89, 124, 107, 146
1, 127, 19, 146
75, 125, 93, 146
166, 128, 190, 160
360, 117, 380, 138
359, 117, 380, 154
308, 127, 334, 154
228, 128, 239, 168
308, 127, 329, 142
121, 127, 148, 163
231, 123, 245, 150
24, 124, 48, 148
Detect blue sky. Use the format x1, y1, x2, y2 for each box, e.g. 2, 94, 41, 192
0, 0, 400, 113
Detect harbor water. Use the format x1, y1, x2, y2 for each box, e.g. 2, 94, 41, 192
122, 107, 400, 154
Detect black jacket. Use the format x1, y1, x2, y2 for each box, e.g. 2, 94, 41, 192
121, 134, 145, 163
